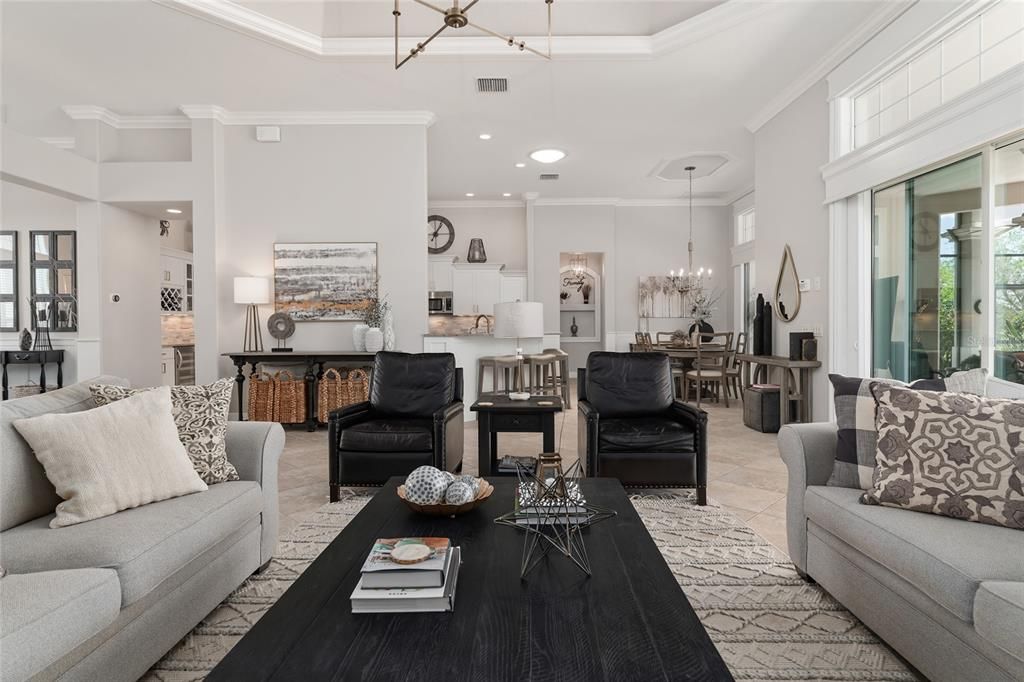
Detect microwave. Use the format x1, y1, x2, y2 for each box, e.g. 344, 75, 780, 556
428, 291, 453, 315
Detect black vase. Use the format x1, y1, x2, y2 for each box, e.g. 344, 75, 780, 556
763, 302, 774, 357
688, 320, 714, 343
752, 294, 765, 355
570, 316, 578, 337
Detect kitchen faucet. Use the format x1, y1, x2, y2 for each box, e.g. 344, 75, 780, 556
473, 314, 492, 334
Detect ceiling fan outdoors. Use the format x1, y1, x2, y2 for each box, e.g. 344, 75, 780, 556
392, 0, 554, 70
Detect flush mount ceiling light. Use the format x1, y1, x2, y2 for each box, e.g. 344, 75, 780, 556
515, 162, 527, 168
479, 133, 493, 140
465, 192, 475, 197
166, 208, 182, 214
503, 193, 512, 197
393, 0, 554, 70
530, 148, 566, 164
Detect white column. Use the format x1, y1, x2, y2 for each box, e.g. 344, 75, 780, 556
74, 200, 103, 379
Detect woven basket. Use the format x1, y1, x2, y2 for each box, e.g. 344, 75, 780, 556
247, 372, 277, 422
273, 370, 307, 424
10, 384, 42, 399
317, 367, 370, 423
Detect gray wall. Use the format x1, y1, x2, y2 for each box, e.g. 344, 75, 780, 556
754, 79, 831, 421
219, 124, 429, 357
100, 204, 162, 386
428, 205, 527, 271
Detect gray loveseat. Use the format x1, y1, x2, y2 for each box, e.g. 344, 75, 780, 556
0, 378, 285, 681
779, 423, 1024, 682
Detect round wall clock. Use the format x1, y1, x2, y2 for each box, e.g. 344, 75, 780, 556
427, 215, 455, 254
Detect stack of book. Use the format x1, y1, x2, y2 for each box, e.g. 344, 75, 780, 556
350, 537, 461, 613
513, 480, 590, 525
498, 455, 537, 474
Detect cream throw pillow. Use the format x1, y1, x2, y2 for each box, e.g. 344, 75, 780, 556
13, 386, 207, 528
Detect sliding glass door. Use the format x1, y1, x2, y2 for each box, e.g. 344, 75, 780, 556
994, 137, 1024, 383
872, 155, 984, 381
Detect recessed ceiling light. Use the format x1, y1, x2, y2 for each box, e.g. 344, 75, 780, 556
479, 133, 492, 140
515, 162, 526, 168
530, 149, 566, 164
166, 208, 182, 214
503, 193, 512, 197
465, 193, 475, 197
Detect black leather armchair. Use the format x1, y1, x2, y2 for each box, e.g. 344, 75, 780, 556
328, 352, 464, 499
578, 352, 708, 504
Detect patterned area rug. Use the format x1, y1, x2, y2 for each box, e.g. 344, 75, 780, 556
144, 490, 918, 681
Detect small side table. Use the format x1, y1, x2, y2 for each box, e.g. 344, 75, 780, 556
2, 350, 65, 400
471, 396, 563, 477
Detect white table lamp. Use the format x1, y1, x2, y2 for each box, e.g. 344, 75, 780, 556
234, 276, 270, 352
494, 301, 544, 400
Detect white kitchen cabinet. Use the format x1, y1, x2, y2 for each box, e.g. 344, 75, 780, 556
428, 255, 457, 292
452, 264, 504, 315
160, 248, 193, 313
160, 347, 175, 386
500, 272, 527, 303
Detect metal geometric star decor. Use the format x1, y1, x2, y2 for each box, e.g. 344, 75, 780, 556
494, 455, 615, 578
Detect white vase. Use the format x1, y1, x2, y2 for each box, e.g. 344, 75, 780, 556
383, 312, 396, 351
352, 323, 369, 351
364, 327, 384, 353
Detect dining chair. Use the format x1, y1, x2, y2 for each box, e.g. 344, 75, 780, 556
634, 331, 654, 351
726, 331, 747, 401
684, 332, 734, 408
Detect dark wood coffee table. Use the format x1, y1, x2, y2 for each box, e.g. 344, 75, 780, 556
208, 478, 732, 681
471, 396, 564, 476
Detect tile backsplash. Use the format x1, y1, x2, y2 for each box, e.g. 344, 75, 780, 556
427, 315, 494, 336
161, 313, 195, 346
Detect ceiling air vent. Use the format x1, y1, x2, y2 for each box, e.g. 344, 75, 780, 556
476, 78, 508, 93
539, 173, 559, 181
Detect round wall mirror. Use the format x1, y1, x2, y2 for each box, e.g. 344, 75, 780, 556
774, 244, 801, 322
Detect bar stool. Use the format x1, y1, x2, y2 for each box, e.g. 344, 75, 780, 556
543, 347, 571, 408
523, 352, 559, 397
493, 355, 521, 394
477, 355, 498, 396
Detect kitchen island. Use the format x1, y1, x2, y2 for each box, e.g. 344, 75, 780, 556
422, 333, 543, 420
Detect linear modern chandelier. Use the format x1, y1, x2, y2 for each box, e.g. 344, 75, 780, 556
393, 0, 554, 70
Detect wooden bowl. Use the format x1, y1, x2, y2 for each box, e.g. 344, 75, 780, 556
397, 479, 494, 517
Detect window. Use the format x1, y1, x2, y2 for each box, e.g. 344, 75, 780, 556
30, 230, 77, 332
851, 1, 1023, 150
872, 155, 983, 380
0, 232, 17, 331
993, 137, 1024, 383
734, 260, 756, 343
736, 208, 755, 245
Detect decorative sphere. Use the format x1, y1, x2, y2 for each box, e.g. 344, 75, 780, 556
456, 475, 480, 497
444, 481, 475, 505
404, 466, 448, 505
440, 471, 456, 486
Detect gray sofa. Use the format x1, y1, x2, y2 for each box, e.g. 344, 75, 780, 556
779, 423, 1024, 682
0, 378, 285, 682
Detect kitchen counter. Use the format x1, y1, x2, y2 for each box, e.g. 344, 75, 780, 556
428, 314, 494, 337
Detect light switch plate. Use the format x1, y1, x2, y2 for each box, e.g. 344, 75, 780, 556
798, 278, 812, 292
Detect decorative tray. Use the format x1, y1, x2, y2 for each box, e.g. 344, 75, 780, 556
397, 479, 494, 517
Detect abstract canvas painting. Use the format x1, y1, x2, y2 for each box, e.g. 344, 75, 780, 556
273, 242, 377, 321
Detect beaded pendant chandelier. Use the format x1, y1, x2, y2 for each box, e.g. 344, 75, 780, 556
669, 166, 713, 308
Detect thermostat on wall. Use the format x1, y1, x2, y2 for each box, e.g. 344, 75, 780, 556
256, 126, 281, 143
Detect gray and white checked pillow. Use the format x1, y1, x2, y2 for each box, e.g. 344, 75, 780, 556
827, 369, 989, 489
91, 379, 238, 485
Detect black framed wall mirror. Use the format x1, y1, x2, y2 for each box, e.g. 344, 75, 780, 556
30, 230, 77, 332
0, 232, 17, 332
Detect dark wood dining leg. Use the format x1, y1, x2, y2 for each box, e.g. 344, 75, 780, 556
233, 358, 247, 421
56, 360, 63, 389
304, 358, 317, 432
2, 361, 8, 400
39, 362, 47, 394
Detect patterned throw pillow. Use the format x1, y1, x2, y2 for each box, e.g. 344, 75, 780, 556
865, 385, 1024, 530
827, 370, 984, 489
91, 379, 238, 485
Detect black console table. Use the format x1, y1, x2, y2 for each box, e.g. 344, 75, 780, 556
222, 351, 376, 431
2, 350, 65, 400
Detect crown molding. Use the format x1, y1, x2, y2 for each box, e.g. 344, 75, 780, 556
534, 198, 622, 207
429, 200, 525, 209
62, 105, 191, 129
63, 105, 437, 129
38, 137, 76, 150
154, 0, 775, 61
723, 185, 755, 205
532, 196, 732, 208
744, 0, 914, 133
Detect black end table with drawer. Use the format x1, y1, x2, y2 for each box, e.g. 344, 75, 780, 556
470, 395, 563, 476
2, 350, 65, 400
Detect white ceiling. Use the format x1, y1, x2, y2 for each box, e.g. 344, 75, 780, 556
1, 0, 893, 201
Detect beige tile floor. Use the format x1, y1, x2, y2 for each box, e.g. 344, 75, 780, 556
276, 387, 789, 556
